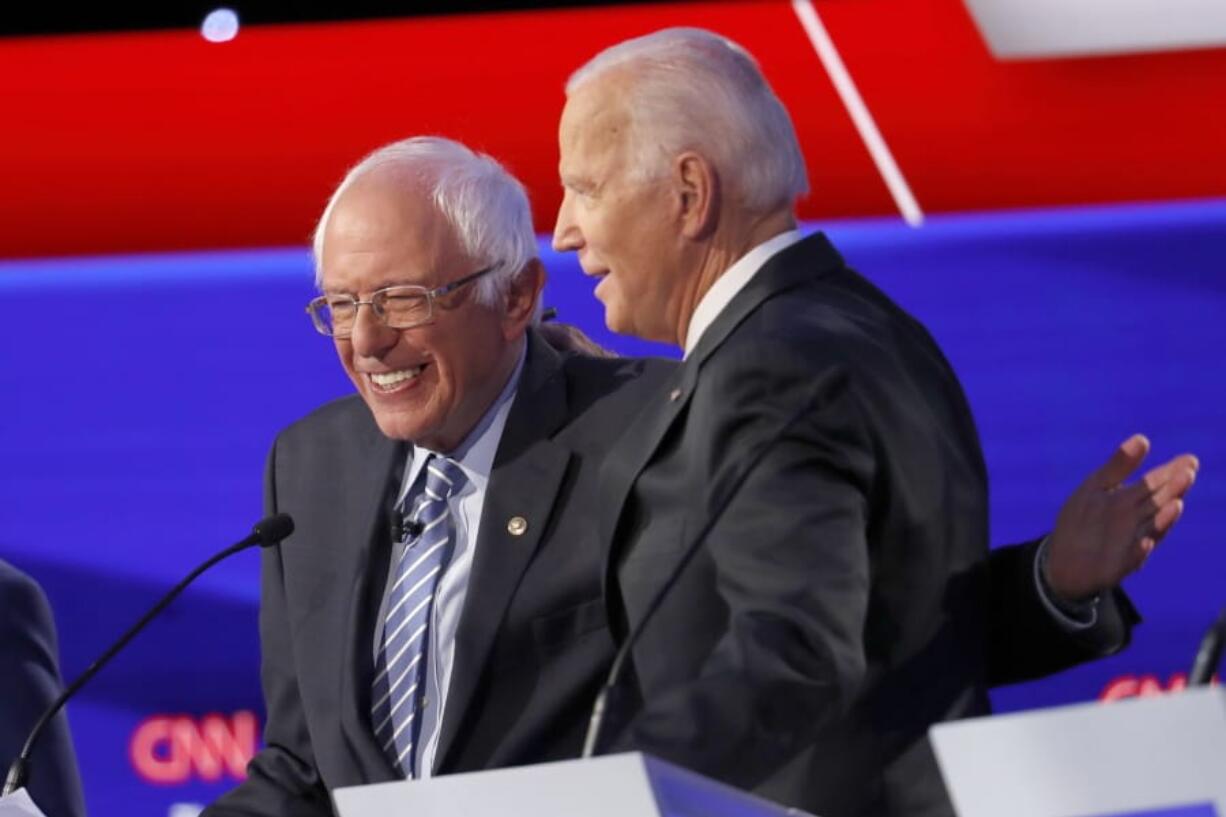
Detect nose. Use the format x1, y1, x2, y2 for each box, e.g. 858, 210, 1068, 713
552, 191, 581, 253
348, 302, 398, 358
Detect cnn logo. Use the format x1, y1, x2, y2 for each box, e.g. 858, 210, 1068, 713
129, 712, 259, 785
1100, 672, 1219, 702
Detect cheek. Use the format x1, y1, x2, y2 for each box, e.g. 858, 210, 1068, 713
334, 343, 358, 379
428, 361, 457, 406
424, 339, 468, 399
581, 209, 614, 253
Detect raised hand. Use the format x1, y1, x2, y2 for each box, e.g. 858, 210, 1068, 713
1045, 434, 1199, 602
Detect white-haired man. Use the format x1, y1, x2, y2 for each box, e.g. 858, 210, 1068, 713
205, 136, 672, 815
553, 28, 1198, 817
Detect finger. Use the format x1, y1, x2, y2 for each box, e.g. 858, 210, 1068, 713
1126, 535, 1157, 574
1120, 458, 1198, 508
1148, 465, 1198, 508
1093, 434, 1150, 490
1141, 454, 1200, 488
1148, 497, 1186, 542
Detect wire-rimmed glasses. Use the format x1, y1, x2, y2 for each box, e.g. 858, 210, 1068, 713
306, 265, 498, 338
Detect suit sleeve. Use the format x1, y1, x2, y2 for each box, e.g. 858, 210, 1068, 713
986, 540, 1140, 686
611, 351, 874, 789
204, 439, 333, 817
0, 565, 87, 817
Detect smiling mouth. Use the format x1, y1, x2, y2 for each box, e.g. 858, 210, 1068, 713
367, 364, 427, 393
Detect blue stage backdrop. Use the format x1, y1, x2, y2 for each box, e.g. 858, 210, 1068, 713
1, 198, 1222, 815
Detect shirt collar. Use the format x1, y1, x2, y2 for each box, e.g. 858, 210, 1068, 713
397, 341, 527, 507
683, 229, 804, 358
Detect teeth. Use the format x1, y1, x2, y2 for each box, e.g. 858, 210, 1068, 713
370, 366, 424, 387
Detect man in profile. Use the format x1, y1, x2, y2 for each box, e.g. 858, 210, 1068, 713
552, 28, 1198, 816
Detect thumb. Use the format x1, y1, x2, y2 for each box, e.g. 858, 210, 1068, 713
1093, 434, 1150, 490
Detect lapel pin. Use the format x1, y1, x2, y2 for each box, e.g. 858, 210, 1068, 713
668, 388, 683, 402
507, 516, 528, 536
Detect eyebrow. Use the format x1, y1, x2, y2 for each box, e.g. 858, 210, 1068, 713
321, 278, 427, 297
562, 175, 598, 195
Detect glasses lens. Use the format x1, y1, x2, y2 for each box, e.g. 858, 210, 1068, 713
376, 288, 431, 328
307, 299, 331, 335
312, 297, 358, 336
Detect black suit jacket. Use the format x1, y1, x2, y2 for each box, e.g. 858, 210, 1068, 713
0, 561, 86, 817
207, 333, 671, 815
599, 232, 1000, 817
986, 539, 1138, 685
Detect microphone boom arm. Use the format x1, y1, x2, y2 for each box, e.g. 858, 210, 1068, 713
2, 513, 293, 797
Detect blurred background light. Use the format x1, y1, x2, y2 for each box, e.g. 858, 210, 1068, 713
200, 8, 238, 43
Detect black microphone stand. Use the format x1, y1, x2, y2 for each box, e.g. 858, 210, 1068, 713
1188, 607, 1226, 687
2, 514, 294, 798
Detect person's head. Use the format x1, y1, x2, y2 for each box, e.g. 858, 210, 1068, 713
552, 27, 808, 345
311, 136, 544, 449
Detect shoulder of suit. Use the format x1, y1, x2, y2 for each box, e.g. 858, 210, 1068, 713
0, 560, 56, 642
0, 559, 43, 601
558, 352, 677, 398
734, 268, 925, 362
273, 393, 376, 448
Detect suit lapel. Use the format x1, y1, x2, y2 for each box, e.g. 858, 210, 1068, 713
597, 232, 846, 594
687, 231, 844, 369
596, 361, 691, 581
434, 332, 573, 771
337, 418, 406, 780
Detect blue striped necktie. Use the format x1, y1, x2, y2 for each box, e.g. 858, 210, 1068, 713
370, 455, 465, 777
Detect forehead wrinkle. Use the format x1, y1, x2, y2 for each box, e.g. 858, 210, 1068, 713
322, 174, 467, 294
562, 122, 632, 198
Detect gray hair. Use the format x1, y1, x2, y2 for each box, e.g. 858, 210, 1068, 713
566, 27, 808, 214
312, 136, 538, 307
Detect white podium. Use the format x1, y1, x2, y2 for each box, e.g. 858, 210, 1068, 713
932, 686, 1226, 817
332, 752, 811, 817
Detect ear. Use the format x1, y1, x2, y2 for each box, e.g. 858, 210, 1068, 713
502, 258, 547, 341
673, 151, 719, 239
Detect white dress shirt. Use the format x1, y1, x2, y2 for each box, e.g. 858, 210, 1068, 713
683, 229, 803, 358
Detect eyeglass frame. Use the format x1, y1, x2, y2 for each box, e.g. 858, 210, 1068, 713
306, 264, 500, 338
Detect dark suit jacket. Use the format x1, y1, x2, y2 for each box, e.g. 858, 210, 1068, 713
0, 561, 86, 817
986, 539, 1138, 685
597, 232, 1003, 817
206, 332, 671, 816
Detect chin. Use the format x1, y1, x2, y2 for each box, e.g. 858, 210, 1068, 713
601, 302, 632, 337
368, 409, 432, 443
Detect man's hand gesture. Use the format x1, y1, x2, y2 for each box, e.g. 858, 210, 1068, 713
1046, 434, 1199, 602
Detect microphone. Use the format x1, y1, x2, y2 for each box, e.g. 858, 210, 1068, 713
581, 371, 843, 758
1188, 607, 1226, 686
390, 516, 424, 542
2, 513, 295, 798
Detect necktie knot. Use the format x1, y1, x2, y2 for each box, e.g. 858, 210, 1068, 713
422, 456, 465, 505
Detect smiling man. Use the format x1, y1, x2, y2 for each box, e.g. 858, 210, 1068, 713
552, 28, 1199, 817
312, 161, 525, 450
204, 136, 670, 815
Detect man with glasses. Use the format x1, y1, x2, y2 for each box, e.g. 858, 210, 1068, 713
205, 136, 670, 814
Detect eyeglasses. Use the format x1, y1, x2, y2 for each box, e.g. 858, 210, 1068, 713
306, 265, 498, 338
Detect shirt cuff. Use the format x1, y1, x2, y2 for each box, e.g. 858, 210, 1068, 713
1034, 536, 1100, 631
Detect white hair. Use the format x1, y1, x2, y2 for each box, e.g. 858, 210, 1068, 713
566, 27, 809, 214
312, 136, 538, 307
